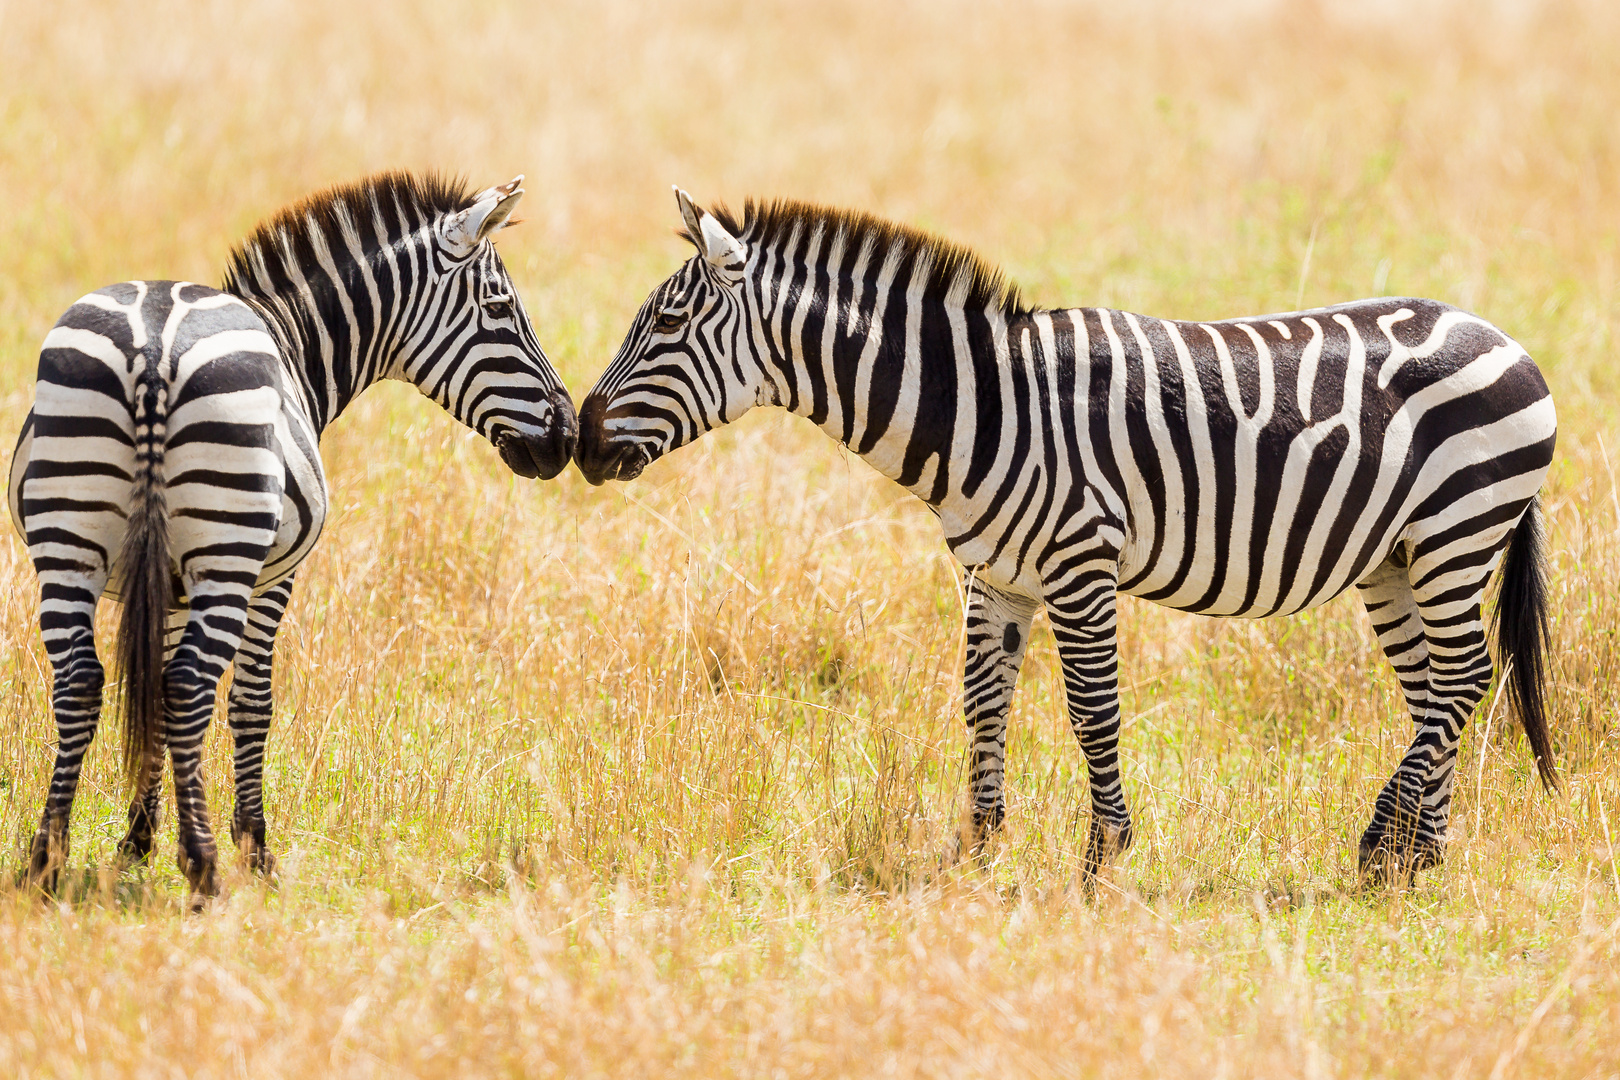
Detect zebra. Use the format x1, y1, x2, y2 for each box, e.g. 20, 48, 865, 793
576, 189, 1557, 881
9, 171, 576, 898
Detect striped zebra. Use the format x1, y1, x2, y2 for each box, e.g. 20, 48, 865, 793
10, 172, 576, 897
577, 190, 1558, 880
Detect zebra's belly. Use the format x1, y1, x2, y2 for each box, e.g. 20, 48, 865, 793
1113, 499, 1395, 619
1117, 558, 1377, 619
255, 398, 327, 591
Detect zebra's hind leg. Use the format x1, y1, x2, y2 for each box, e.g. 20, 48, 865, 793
27, 566, 110, 893
1356, 557, 1433, 881
165, 582, 264, 900
116, 608, 187, 867
227, 577, 294, 875
1357, 554, 1494, 883
950, 574, 1040, 862
1045, 568, 1133, 877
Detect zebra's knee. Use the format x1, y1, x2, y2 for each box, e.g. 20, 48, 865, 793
163, 659, 218, 706
53, 654, 105, 707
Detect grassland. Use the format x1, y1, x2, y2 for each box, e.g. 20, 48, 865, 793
2, 0, 1619, 1075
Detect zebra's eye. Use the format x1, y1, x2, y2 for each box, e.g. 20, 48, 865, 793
654, 310, 686, 333
484, 296, 514, 320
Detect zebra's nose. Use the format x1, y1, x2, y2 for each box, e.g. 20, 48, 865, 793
574, 396, 616, 485
541, 388, 578, 476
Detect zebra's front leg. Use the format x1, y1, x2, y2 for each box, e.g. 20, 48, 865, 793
951, 574, 1040, 862
1046, 572, 1133, 877
116, 608, 187, 867
28, 567, 109, 893
227, 578, 294, 875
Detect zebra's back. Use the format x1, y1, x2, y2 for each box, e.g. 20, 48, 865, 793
1033, 297, 1555, 617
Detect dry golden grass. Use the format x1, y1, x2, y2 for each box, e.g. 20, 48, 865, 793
2, 0, 1620, 1075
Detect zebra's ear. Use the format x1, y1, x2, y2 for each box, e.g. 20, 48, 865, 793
675, 187, 706, 249
443, 176, 525, 258
674, 186, 746, 284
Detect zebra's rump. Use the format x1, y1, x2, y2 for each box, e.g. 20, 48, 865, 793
8, 281, 326, 598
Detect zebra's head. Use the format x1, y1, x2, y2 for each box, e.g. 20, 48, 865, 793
395, 176, 577, 480
576, 188, 766, 485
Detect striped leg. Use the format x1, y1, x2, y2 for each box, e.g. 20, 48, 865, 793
956, 574, 1040, 857
165, 577, 265, 898
1358, 555, 1495, 881
27, 565, 109, 891
227, 577, 294, 874
1357, 557, 1431, 878
116, 608, 187, 866
1046, 568, 1133, 875
1357, 558, 1432, 729
159, 404, 282, 898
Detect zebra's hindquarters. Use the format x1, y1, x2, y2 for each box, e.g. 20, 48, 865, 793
15, 281, 291, 894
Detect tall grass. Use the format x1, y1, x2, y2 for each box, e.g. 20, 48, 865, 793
1, 0, 1619, 1075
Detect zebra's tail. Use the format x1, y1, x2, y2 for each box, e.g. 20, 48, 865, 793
115, 370, 172, 791
1491, 494, 1559, 792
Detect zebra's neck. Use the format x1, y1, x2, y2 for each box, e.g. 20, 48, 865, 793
221, 177, 466, 435
753, 247, 1019, 507
227, 263, 401, 436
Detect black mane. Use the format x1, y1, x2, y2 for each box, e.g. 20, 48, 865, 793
222, 171, 477, 296
712, 198, 1027, 317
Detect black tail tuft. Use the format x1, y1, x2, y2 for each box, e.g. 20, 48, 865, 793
1492, 495, 1558, 792
115, 378, 171, 791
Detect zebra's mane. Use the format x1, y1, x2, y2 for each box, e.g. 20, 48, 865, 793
221, 171, 479, 297
711, 199, 1027, 317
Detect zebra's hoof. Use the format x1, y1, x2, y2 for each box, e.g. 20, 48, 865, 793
942, 809, 1001, 871
118, 802, 162, 868
177, 844, 220, 900
231, 813, 276, 877
25, 832, 65, 895
966, 805, 1003, 859
243, 844, 277, 878
114, 839, 153, 869
115, 824, 157, 868
1083, 819, 1133, 876
1357, 832, 1442, 886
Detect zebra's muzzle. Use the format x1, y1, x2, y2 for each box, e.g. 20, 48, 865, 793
575, 395, 650, 485
494, 392, 576, 481
575, 437, 649, 486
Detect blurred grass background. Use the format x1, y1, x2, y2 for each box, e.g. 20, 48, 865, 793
2, 0, 1619, 1076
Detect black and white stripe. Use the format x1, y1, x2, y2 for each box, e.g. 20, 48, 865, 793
578, 190, 1557, 879
9, 172, 576, 897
